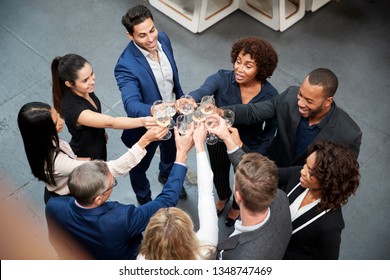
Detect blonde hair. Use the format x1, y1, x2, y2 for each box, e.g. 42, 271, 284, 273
140, 207, 201, 260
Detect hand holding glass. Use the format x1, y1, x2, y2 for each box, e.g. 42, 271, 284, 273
176, 95, 196, 115
204, 114, 219, 145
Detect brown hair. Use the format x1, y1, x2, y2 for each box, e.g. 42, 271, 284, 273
234, 153, 278, 212
308, 141, 360, 212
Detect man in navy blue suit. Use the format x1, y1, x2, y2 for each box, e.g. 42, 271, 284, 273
45, 127, 194, 260
115, 5, 186, 204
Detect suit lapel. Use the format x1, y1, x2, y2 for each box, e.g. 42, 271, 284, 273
130, 41, 159, 87
290, 106, 301, 161
291, 206, 318, 232
218, 234, 239, 251
315, 105, 338, 142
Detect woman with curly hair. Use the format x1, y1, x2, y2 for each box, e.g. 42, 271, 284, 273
189, 37, 279, 227
278, 141, 360, 259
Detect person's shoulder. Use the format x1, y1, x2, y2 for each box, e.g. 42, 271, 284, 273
158, 32, 171, 45
333, 104, 361, 131
275, 188, 289, 203
116, 42, 137, 64
217, 69, 232, 75
319, 208, 345, 231
158, 31, 169, 40
271, 189, 291, 215
262, 81, 279, 96
213, 69, 232, 80
46, 196, 72, 210
283, 85, 299, 95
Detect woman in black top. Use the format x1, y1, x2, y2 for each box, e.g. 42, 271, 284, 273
52, 53, 155, 160
278, 141, 360, 259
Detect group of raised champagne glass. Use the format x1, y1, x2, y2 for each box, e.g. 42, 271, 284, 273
152, 95, 235, 145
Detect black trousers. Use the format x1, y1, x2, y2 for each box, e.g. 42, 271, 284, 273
207, 141, 239, 210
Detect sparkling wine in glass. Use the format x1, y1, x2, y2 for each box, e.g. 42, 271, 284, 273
192, 108, 206, 124
199, 102, 215, 116
154, 105, 172, 140
165, 99, 177, 117
177, 95, 196, 115
152, 100, 164, 116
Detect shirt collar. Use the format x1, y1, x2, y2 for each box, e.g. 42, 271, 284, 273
134, 41, 163, 59
229, 71, 238, 86
302, 102, 335, 129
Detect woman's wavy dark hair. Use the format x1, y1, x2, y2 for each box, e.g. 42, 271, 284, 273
17, 102, 60, 186
308, 141, 360, 212
230, 36, 278, 84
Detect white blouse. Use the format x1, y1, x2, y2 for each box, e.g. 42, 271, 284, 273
289, 187, 320, 222
46, 139, 146, 195
195, 151, 219, 259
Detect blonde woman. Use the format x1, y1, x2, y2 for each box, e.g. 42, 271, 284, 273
138, 123, 218, 259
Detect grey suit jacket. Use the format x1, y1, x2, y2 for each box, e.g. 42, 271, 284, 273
216, 149, 292, 260
225, 86, 362, 167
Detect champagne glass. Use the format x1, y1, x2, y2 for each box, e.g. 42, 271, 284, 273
200, 95, 215, 105
222, 109, 235, 128
219, 109, 235, 142
165, 99, 177, 117
176, 114, 192, 136
204, 114, 219, 145
165, 99, 177, 129
154, 104, 172, 140
177, 95, 196, 115
192, 107, 206, 124
199, 95, 218, 144
152, 100, 164, 116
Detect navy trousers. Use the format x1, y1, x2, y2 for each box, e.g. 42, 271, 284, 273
129, 132, 176, 201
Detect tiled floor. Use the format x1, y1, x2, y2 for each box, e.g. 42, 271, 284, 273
0, 0, 389, 260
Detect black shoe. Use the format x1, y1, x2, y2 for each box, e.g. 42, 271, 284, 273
179, 187, 187, 199
225, 216, 239, 227
225, 208, 240, 227
137, 197, 152, 206
216, 199, 228, 217
158, 173, 168, 185
216, 207, 225, 217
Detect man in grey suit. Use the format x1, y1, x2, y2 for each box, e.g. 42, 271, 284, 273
208, 116, 292, 260
222, 68, 362, 167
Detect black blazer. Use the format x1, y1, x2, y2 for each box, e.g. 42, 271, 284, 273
226, 86, 362, 167
278, 166, 344, 260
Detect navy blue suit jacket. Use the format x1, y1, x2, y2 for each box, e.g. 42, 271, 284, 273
45, 163, 187, 260
114, 32, 183, 148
